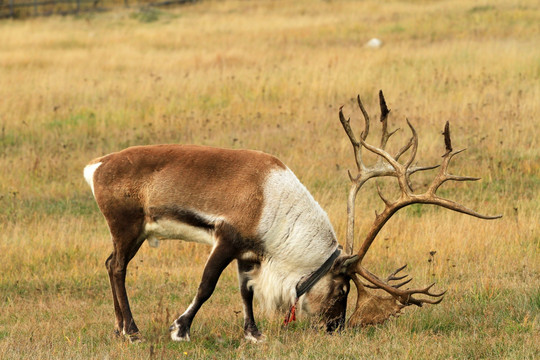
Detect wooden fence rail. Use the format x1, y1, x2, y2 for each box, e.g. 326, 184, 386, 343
0, 0, 194, 18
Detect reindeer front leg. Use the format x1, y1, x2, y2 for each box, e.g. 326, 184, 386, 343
170, 226, 237, 342
237, 259, 265, 343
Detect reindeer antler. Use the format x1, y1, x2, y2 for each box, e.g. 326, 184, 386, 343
339, 91, 502, 326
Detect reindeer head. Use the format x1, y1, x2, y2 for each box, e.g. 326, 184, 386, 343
302, 254, 358, 332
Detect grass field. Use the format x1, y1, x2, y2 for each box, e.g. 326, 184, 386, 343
0, 0, 538, 358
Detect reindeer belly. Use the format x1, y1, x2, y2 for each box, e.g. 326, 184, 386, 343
144, 219, 216, 247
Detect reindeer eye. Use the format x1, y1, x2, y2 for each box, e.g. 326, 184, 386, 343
335, 284, 349, 297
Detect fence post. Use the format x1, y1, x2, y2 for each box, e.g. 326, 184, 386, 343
77, 0, 81, 13
34, 0, 37, 16
9, 0, 14, 18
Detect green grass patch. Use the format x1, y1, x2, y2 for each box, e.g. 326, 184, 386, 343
468, 5, 496, 13
0, 331, 9, 341
0, 194, 98, 222
46, 109, 97, 130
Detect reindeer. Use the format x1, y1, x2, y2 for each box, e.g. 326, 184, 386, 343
83, 91, 500, 343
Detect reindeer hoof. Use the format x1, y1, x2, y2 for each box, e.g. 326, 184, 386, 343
245, 330, 266, 343
170, 322, 191, 342
126, 332, 144, 344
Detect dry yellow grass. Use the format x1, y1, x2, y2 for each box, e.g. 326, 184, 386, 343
0, 0, 538, 358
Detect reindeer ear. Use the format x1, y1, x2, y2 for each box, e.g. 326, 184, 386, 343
332, 254, 359, 274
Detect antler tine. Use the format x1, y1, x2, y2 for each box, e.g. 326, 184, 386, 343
443, 121, 452, 155
378, 90, 401, 155
419, 196, 502, 220
364, 264, 412, 289
340, 103, 366, 254
357, 266, 446, 307
402, 121, 439, 175
357, 95, 370, 141
393, 278, 413, 289
376, 185, 393, 208
378, 90, 394, 149
365, 277, 412, 289
387, 264, 408, 280
394, 135, 413, 161
399, 119, 420, 192
403, 119, 418, 170
379, 90, 390, 122
339, 106, 360, 170
339, 106, 359, 148
408, 164, 440, 175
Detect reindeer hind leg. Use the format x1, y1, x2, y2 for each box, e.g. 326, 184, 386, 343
105, 253, 124, 338
105, 212, 146, 343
